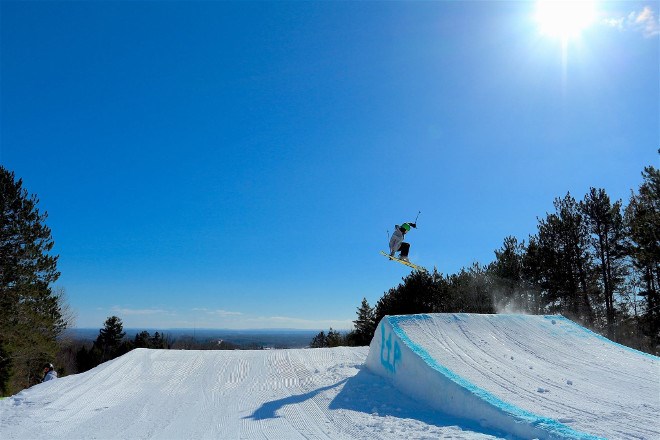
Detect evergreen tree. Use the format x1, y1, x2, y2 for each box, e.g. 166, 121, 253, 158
624, 164, 660, 351
132, 330, 169, 349
151, 332, 161, 347
151, 331, 167, 349
521, 235, 544, 306
0, 167, 66, 395
309, 328, 345, 348
490, 237, 524, 295
94, 316, 127, 362
325, 328, 342, 347
532, 193, 596, 323
374, 270, 445, 325
352, 298, 376, 346
489, 236, 541, 313
446, 263, 494, 313
581, 188, 627, 337
309, 331, 327, 348
134, 331, 151, 348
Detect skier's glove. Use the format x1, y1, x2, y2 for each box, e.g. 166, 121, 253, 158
410, 223, 417, 228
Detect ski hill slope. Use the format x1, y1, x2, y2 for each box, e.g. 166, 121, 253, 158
1, 314, 658, 440
0, 347, 499, 440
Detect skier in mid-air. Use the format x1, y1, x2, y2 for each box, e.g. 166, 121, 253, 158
389, 222, 417, 262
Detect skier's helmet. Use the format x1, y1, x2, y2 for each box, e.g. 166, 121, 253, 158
44, 363, 53, 371
402, 223, 411, 232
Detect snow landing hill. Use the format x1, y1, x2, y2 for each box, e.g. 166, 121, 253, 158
1, 314, 658, 440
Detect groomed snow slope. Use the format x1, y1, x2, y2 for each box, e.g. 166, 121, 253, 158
366, 314, 659, 440
0, 347, 502, 440
1, 314, 658, 440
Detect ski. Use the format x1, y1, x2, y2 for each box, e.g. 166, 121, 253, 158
380, 251, 428, 272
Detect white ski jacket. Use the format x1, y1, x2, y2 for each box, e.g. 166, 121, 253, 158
389, 226, 404, 254
43, 370, 58, 382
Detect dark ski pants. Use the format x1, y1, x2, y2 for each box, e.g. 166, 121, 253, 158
399, 242, 410, 257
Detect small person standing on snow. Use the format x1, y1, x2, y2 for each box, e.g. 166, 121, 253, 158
389, 222, 417, 262
42, 363, 58, 382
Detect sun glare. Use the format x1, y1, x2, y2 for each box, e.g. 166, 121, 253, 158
535, 0, 597, 40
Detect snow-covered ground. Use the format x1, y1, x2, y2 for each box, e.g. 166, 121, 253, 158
367, 314, 659, 439
1, 314, 658, 440
0, 347, 499, 439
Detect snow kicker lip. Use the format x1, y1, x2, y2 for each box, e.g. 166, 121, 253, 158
366, 314, 606, 440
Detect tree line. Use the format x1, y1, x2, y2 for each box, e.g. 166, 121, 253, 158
313, 160, 659, 354
70, 316, 252, 374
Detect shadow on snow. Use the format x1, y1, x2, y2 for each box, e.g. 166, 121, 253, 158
245, 367, 505, 438
244, 379, 349, 420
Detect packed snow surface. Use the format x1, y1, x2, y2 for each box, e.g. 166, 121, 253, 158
367, 314, 659, 439
1, 314, 658, 440
1, 347, 501, 439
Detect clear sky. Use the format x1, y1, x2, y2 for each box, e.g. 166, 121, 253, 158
1, 1, 658, 330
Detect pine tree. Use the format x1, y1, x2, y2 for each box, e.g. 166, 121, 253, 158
532, 193, 596, 322
491, 237, 524, 290
134, 331, 151, 348
374, 270, 444, 325
0, 167, 66, 395
132, 331, 168, 349
151, 332, 163, 348
624, 164, 660, 351
446, 263, 494, 314
325, 328, 342, 347
309, 331, 327, 348
488, 236, 541, 312
94, 316, 127, 362
581, 188, 627, 337
352, 298, 376, 346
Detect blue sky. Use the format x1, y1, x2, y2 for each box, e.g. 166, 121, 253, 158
1, 1, 657, 330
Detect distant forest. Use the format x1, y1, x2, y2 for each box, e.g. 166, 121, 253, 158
1, 156, 658, 396
314, 156, 659, 356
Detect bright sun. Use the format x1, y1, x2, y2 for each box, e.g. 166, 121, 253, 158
535, 0, 597, 40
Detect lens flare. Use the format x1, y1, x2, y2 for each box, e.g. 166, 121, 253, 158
535, 0, 597, 40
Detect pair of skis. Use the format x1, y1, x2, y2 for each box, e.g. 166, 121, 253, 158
380, 251, 428, 273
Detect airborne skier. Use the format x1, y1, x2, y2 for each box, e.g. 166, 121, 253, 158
388, 222, 416, 262
381, 212, 427, 272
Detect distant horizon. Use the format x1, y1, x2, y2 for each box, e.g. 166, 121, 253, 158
64, 326, 329, 349
66, 327, 332, 332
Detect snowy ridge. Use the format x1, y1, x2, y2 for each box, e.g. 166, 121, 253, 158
366, 313, 659, 440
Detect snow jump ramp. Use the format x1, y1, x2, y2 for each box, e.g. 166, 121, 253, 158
366, 313, 659, 440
